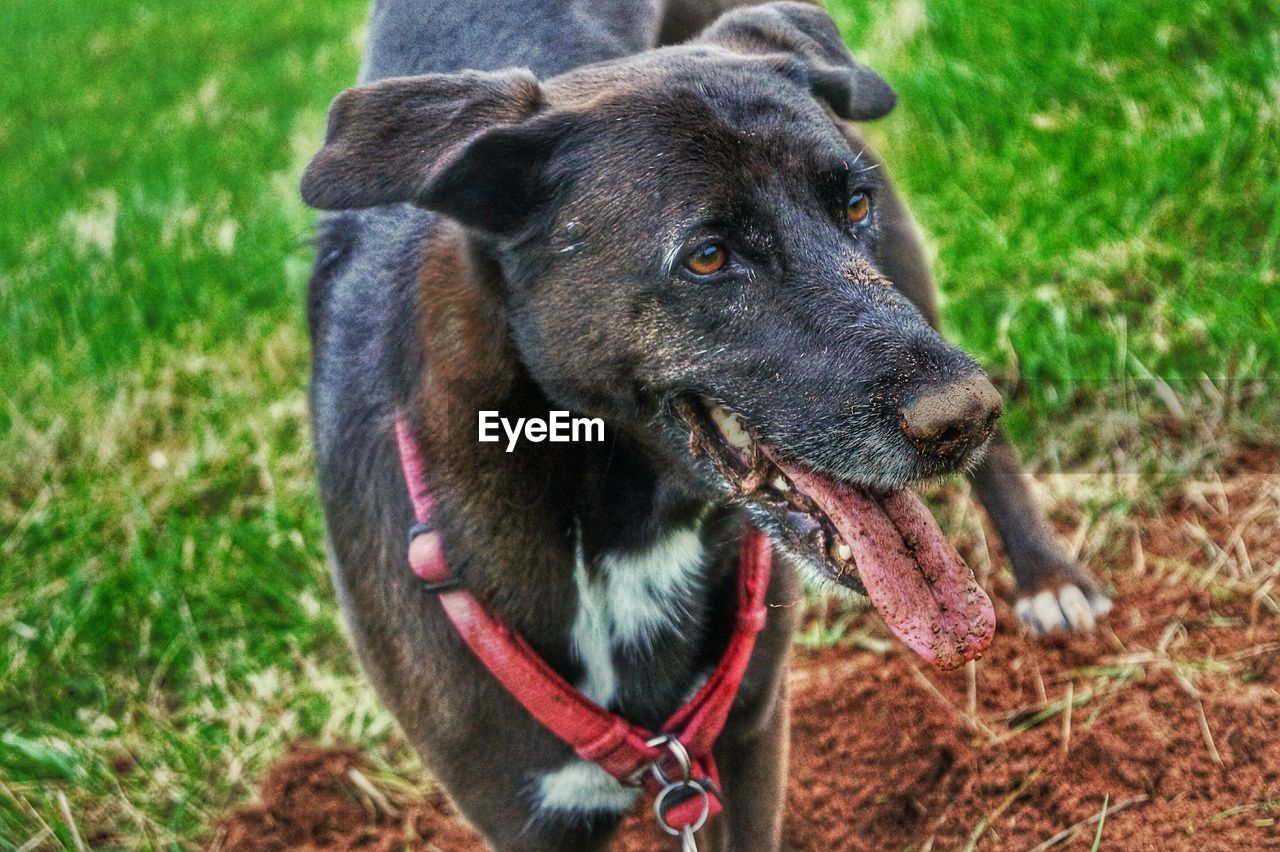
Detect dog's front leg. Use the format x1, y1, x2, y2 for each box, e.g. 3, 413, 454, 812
967, 433, 1112, 632
705, 678, 790, 851
696, 560, 797, 852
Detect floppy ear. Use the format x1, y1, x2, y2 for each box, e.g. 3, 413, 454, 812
300, 68, 565, 233
699, 1, 896, 121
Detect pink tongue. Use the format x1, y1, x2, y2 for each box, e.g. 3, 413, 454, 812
779, 463, 996, 670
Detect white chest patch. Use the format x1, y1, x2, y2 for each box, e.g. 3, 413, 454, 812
536, 759, 640, 817
534, 522, 706, 817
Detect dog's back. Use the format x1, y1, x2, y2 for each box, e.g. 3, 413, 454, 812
360, 0, 662, 82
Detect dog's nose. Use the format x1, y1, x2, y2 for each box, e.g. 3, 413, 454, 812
899, 375, 1004, 458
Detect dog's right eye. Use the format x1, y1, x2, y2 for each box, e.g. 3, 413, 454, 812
684, 242, 729, 276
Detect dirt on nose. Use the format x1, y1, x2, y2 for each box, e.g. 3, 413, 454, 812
899, 375, 1004, 456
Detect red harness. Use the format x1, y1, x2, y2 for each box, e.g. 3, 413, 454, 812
394, 416, 773, 844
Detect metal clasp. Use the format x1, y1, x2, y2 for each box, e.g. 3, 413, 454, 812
645, 734, 692, 787
406, 521, 463, 593
644, 735, 720, 852
654, 778, 711, 851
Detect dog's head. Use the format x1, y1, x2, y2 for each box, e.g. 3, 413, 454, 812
304, 3, 1000, 667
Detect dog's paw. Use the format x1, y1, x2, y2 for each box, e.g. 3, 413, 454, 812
1015, 583, 1112, 634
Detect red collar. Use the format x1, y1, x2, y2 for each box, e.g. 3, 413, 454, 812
394, 415, 773, 843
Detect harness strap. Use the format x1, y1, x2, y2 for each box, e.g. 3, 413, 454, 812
392, 415, 773, 836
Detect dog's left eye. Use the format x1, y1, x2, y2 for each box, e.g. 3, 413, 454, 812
846, 190, 872, 226
683, 242, 729, 276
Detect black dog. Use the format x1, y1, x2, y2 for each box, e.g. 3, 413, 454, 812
301, 1, 1110, 847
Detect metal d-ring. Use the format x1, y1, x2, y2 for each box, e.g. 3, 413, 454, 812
645, 734, 692, 787
653, 778, 711, 838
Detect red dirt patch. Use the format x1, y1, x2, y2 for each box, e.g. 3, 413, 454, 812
211, 747, 483, 851
212, 471, 1280, 850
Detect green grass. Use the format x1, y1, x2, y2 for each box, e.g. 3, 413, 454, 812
0, 1, 375, 846
829, 0, 1280, 437
1, 0, 1277, 847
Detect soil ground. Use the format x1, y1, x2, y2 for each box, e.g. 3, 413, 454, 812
210, 457, 1280, 850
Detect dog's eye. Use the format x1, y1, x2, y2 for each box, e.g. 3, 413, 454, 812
684, 242, 729, 276
846, 191, 872, 226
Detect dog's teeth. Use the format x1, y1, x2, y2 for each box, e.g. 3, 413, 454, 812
710, 405, 751, 449
836, 543, 853, 563
772, 475, 790, 492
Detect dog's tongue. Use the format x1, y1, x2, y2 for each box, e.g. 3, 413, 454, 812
778, 461, 996, 670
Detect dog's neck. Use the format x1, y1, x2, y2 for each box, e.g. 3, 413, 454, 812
411, 223, 737, 724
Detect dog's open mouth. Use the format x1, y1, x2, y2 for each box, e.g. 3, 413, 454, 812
675, 397, 995, 670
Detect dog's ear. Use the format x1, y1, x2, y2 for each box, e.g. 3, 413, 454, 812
700, 2, 896, 121
301, 68, 566, 233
